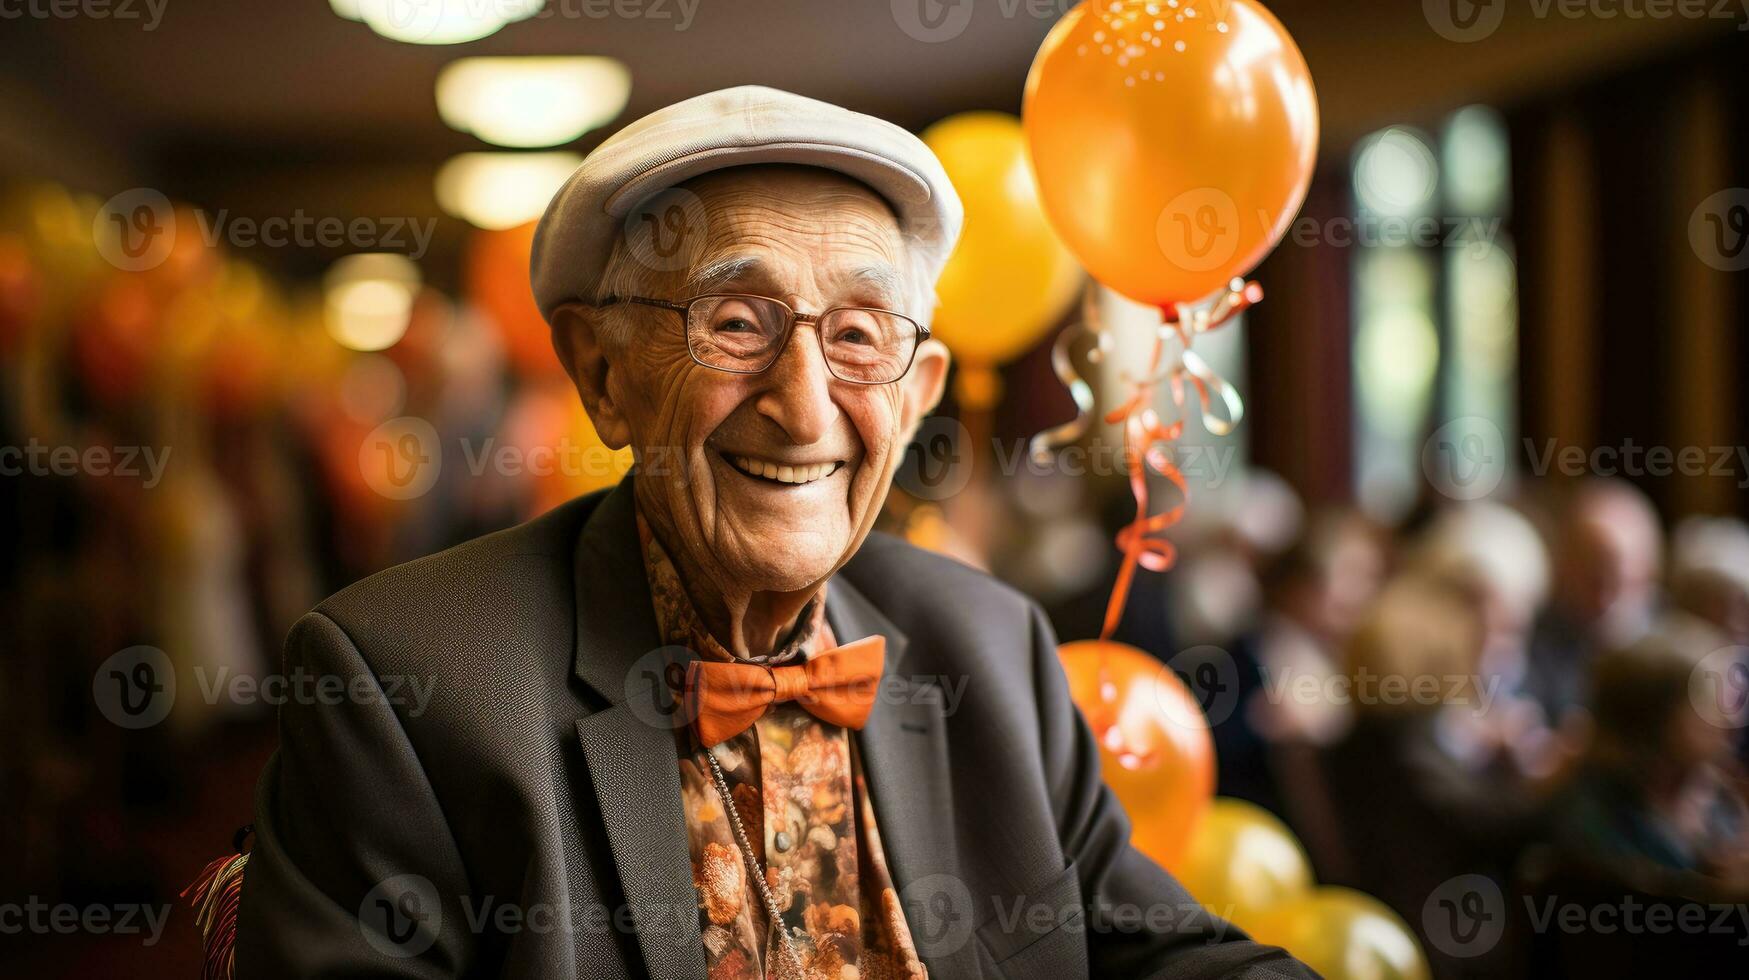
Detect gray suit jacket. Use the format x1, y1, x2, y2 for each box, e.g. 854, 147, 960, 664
236, 478, 1312, 979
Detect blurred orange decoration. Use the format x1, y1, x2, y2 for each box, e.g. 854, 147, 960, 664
466, 220, 562, 379
0, 233, 42, 353
1059, 639, 1215, 870
148, 206, 221, 295
502, 376, 632, 516
72, 276, 160, 408
1023, 0, 1318, 308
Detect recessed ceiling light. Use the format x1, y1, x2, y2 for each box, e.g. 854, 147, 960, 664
437, 57, 631, 148
342, 0, 546, 46
435, 152, 582, 230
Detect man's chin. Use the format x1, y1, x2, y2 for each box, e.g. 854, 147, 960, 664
697, 519, 854, 594
685, 455, 880, 587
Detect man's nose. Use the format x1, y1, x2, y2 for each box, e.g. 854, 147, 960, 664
753, 325, 838, 446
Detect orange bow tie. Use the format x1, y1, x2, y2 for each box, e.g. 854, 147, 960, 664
683, 635, 886, 747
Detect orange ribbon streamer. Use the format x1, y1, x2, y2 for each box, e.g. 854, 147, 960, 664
1097, 279, 1262, 643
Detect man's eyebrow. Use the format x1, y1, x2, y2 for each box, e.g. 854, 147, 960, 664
682, 257, 903, 305
841, 264, 903, 302
685, 256, 769, 295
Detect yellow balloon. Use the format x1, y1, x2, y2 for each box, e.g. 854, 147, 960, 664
1178, 799, 1313, 932
922, 112, 1081, 370
1248, 887, 1431, 980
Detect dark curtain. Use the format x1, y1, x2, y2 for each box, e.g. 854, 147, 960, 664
1246, 170, 1356, 506
1510, 32, 1748, 519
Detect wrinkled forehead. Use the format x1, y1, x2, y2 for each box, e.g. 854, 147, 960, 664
659, 165, 910, 307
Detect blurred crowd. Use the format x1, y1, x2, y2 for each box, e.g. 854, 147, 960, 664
0, 182, 629, 972
1050, 471, 1749, 977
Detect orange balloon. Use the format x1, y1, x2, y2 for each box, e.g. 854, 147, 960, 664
1059, 639, 1215, 870
1023, 0, 1319, 308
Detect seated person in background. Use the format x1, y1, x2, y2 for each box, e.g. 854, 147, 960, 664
1247, 510, 1387, 750
1526, 479, 1663, 728
1669, 515, 1749, 649
1411, 502, 1579, 782
1548, 617, 1749, 892
1316, 573, 1539, 977
1669, 516, 1749, 768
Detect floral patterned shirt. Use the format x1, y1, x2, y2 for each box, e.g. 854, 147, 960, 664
638, 514, 927, 980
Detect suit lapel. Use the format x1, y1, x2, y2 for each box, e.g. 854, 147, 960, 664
571, 480, 706, 980
830, 580, 982, 980
571, 483, 977, 979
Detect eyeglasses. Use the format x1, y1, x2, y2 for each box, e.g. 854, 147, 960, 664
595, 293, 927, 385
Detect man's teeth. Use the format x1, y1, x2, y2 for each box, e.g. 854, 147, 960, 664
732, 456, 836, 485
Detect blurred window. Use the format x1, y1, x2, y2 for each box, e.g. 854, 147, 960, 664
1350, 108, 1518, 520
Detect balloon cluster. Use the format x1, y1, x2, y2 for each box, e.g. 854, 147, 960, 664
1060, 640, 1431, 980
1021, 0, 1319, 638
1024, 21, 1336, 965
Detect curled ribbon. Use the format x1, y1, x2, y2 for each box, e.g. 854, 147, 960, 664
1097, 278, 1261, 642
1027, 282, 1111, 465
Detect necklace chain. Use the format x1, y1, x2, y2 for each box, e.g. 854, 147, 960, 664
704, 746, 808, 980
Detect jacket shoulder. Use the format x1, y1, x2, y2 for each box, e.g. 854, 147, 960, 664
842, 531, 1040, 631
311, 492, 601, 647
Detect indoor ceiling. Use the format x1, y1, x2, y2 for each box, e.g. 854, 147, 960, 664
1, 0, 1734, 275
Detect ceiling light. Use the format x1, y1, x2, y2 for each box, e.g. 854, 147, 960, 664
435, 152, 581, 230
348, 0, 545, 46
436, 56, 631, 148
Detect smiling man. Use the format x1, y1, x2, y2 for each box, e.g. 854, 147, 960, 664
234, 87, 1311, 979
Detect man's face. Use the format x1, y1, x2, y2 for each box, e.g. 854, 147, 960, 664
558, 167, 948, 595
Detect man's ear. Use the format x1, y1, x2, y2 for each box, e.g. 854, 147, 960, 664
898, 336, 951, 441
550, 302, 633, 450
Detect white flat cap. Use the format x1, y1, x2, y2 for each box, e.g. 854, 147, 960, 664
529, 85, 962, 321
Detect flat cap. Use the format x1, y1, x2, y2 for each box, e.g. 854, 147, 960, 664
530, 85, 962, 321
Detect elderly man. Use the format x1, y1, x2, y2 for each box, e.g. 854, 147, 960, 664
235, 87, 1309, 979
